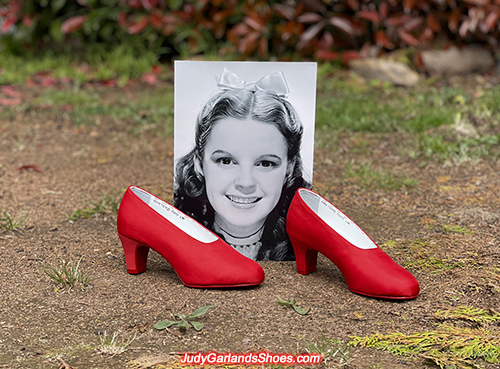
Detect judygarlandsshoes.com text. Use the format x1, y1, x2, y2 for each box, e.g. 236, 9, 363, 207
179, 351, 322, 366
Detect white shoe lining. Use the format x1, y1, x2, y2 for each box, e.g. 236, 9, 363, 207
131, 187, 218, 243
299, 189, 377, 250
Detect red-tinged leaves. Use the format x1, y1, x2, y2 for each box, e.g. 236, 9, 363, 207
385, 14, 412, 27
341, 50, 361, 66
484, 11, 500, 30
239, 32, 260, 56
118, 12, 128, 27
318, 31, 334, 50
152, 65, 162, 75
403, 17, 424, 32
426, 14, 441, 32
1, 18, 15, 34
357, 10, 381, 23
414, 51, 425, 69
18, 165, 43, 173
463, 0, 488, 5
398, 29, 420, 46
314, 49, 339, 60
258, 37, 268, 58
379, 1, 389, 20
459, 19, 471, 38
297, 22, 324, 49
1, 86, 21, 98
127, 17, 149, 34
347, 0, 360, 11
139, 0, 158, 11
403, 0, 417, 13
419, 26, 435, 44
61, 15, 87, 34
375, 30, 394, 49
22, 15, 33, 27
329, 16, 357, 35
128, 0, 142, 9
140, 73, 158, 85
273, 3, 295, 20
101, 79, 117, 87
297, 12, 323, 23
448, 8, 461, 32
0, 98, 22, 106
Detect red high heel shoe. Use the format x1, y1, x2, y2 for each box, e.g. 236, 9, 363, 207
287, 188, 419, 299
117, 186, 264, 288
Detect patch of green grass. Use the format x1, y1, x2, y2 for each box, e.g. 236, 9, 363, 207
350, 307, 500, 369
43, 256, 89, 290
408, 132, 500, 163
0, 46, 157, 86
69, 194, 121, 220
0, 208, 28, 231
344, 162, 418, 191
35, 86, 174, 134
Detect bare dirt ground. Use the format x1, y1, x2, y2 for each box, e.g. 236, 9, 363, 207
0, 78, 499, 369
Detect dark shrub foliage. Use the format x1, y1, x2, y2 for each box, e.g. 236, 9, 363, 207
1, 0, 499, 60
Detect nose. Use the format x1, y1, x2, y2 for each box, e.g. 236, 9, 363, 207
234, 167, 256, 194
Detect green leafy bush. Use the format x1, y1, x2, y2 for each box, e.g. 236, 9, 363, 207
2, 0, 499, 60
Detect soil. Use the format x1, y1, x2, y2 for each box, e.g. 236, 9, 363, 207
1, 76, 499, 369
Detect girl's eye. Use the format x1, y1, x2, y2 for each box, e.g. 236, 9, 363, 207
258, 160, 278, 168
216, 157, 234, 165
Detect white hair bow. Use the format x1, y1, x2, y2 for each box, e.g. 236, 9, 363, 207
216, 67, 290, 97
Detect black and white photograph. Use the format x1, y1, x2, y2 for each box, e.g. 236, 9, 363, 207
173, 61, 317, 261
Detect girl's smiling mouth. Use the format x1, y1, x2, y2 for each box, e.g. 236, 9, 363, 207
226, 195, 262, 205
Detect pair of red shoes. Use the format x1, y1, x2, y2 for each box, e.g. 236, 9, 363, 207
117, 186, 419, 299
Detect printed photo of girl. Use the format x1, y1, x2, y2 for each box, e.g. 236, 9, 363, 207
174, 62, 317, 261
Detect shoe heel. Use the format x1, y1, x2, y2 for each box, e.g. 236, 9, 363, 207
290, 237, 317, 275
118, 233, 149, 274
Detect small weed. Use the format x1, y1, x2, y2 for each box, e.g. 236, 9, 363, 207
300, 329, 352, 366
278, 296, 311, 316
154, 305, 213, 332
0, 208, 28, 231
43, 256, 89, 290
97, 331, 136, 357
350, 322, 500, 369
69, 195, 121, 220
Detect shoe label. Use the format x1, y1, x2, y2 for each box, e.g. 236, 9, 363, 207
318, 198, 377, 250
149, 197, 218, 243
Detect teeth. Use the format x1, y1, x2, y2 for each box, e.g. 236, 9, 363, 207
227, 195, 260, 204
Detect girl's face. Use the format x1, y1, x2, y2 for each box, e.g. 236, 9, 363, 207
201, 117, 292, 237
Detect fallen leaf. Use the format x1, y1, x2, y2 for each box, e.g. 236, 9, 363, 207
0, 98, 22, 106
140, 73, 158, 85
18, 165, 44, 173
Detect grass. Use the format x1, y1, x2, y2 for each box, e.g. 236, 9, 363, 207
43, 256, 90, 290
69, 194, 121, 220
97, 331, 136, 357
344, 161, 418, 191
0, 46, 158, 86
382, 238, 466, 275
349, 306, 500, 369
0, 208, 28, 231
299, 328, 352, 367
